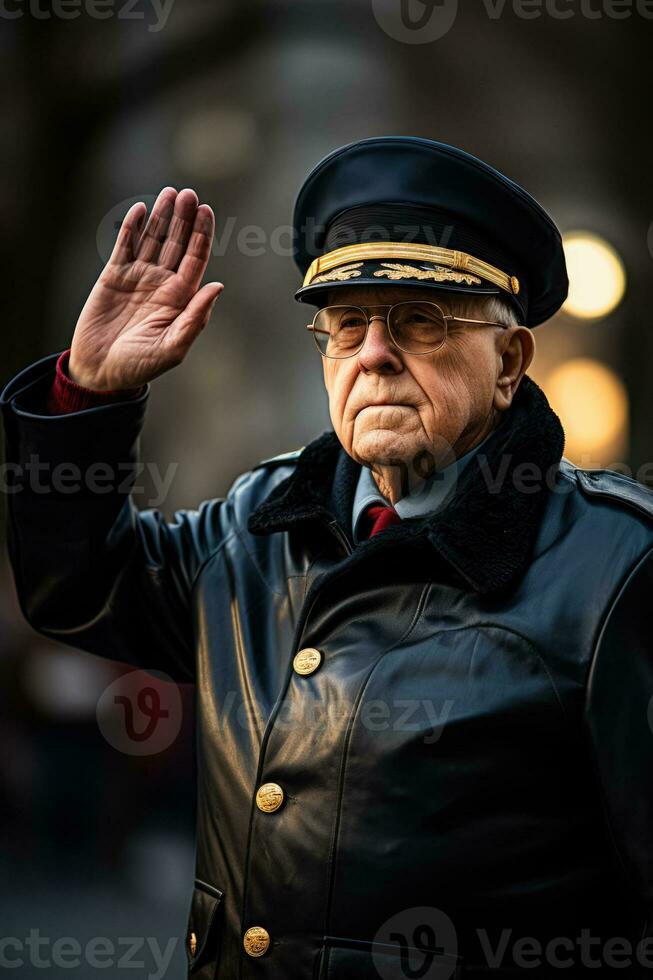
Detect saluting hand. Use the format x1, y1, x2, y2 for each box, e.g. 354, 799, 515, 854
69, 187, 222, 391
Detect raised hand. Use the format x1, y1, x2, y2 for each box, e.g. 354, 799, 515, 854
69, 187, 223, 391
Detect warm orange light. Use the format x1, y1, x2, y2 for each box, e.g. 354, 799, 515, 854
545, 358, 628, 464
562, 233, 626, 320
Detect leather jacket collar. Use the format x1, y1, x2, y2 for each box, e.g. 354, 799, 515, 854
248, 375, 565, 595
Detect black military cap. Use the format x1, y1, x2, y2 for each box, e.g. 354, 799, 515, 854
293, 137, 568, 327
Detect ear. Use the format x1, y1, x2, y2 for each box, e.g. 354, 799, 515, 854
493, 326, 535, 412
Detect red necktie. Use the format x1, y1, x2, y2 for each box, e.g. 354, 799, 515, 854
362, 503, 401, 538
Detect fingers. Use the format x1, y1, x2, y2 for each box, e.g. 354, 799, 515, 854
108, 202, 147, 265
134, 187, 179, 263
167, 281, 224, 354
114, 187, 215, 281
176, 204, 216, 291
158, 189, 203, 272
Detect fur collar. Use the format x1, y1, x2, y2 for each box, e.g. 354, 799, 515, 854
247, 376, 565, 594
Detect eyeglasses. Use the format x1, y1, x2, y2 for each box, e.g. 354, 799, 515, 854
306, 302, 509, 358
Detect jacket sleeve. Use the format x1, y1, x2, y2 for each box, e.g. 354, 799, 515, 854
47, 348, 145, 414
584, 543, 653, 927
1, 352, 240, 683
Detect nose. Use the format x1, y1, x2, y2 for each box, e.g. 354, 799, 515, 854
357, 315, 403, 374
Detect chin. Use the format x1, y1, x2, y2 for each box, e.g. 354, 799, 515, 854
352, 428, 415, 466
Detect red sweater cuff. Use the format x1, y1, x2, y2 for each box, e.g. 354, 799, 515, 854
47, 350, 145, 415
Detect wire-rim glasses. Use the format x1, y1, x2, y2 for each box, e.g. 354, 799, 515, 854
306, 302, 509, 358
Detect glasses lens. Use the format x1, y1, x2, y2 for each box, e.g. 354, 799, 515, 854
313, 306, 368, 357
389, 302, 446, 353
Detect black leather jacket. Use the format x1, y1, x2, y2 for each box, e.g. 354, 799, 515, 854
2, 353, 653, 979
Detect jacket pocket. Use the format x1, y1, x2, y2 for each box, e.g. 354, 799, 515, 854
319, 935, 463, 980
185, 878, 224, 976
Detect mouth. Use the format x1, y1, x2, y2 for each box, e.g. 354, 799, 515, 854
358, 403, 411, 411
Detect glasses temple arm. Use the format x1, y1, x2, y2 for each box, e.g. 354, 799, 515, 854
445, 316, 513, 328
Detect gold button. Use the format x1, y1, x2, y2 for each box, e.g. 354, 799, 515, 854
510, 275, 520, 295
256, 782, 284, 813
293, 647, 323, 676
243, 926, 270, 957
188, 932, 197, 956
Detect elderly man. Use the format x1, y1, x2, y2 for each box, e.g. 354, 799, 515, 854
2, 138, 652, 979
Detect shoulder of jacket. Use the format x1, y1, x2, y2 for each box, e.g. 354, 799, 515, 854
252, 447, 305, 470
560, 458, 653, 523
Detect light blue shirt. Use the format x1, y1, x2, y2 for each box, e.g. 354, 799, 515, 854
352, 433, 492, 544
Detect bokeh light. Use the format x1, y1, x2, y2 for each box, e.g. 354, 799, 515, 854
562, 232, 626, 320
545, 358, 629, 465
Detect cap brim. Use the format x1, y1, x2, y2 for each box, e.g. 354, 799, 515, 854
294, 257, 527, 320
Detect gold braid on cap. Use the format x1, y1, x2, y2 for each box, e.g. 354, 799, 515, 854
303, 242, 520, 296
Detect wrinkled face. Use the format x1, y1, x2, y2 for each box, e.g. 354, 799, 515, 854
318, 285, 528, 473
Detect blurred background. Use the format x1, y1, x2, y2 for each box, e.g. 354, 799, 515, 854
1, 0, 651, 975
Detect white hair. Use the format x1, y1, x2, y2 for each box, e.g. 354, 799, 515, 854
437, 291, 521, 328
